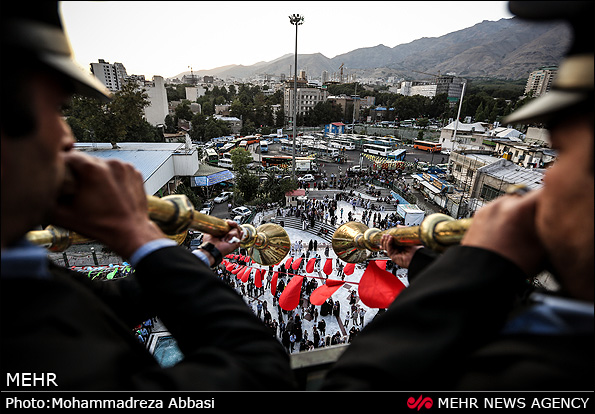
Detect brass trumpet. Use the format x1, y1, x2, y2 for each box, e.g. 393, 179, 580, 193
26, 194, 291, 266
332, 213, 473, 263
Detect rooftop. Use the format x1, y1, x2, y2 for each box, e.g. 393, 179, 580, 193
478, 159, 545, 190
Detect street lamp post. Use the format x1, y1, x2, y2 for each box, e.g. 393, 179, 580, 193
289, 13, 304, 180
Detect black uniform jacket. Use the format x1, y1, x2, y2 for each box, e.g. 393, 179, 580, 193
1, 246, 297, 391
321, 246, 594, 391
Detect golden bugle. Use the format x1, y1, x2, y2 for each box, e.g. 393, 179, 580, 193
332, 184, 532, 263
26, 194, 291, 266
332, 213, 473, 263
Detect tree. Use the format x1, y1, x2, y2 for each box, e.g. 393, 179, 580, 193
240, 119, 257, 136
189, 113, 231, 142
174, 181, 203, 211
230, 147, 253, 172
164, 114, 177, 133
303, 101, 343, 126
189, 113, 207, 141
474, 102, 485, 122
175, 100, 194, 121
64, 81, 159, 144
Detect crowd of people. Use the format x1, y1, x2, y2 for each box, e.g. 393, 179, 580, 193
213, 253, 372, 354
272, 192, 408, 235
298, 165, 414, 197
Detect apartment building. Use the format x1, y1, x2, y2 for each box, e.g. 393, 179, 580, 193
326, 94, 361, 121
283, 81, 329, 123
493, 140, 556, 169
397, 75, 465, 104
523, 66, 557, 98
90, 59, 128, 92
143, 76, 168, 126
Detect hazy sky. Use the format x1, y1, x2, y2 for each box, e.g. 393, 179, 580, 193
60, 1, 513, 79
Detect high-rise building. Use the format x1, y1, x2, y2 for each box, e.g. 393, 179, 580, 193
143, 76, 168, 126
90, 59, 128, 92
523, 66, 557, 98
284, 78, 328, 124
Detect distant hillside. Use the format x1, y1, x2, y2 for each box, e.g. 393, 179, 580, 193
173, 17, 571, 81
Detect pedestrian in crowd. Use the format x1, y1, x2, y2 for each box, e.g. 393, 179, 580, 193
1, 2, 296, 391
352, 305, 359, 326
318, 318, 326, 337
358, 307, 366, 326
322, 1, 594, 391
257, 302, 263, 319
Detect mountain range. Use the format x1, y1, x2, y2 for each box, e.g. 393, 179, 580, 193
173, 17, 572, 82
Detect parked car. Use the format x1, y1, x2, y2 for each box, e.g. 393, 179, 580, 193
200, 201, 213, 215
232, 206, 252, 217
416, 162, 429, 172
214, 191, 232, 203
298, 174, 315, 182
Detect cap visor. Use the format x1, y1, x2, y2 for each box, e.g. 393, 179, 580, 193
39, 53, 113, 102
504, 90, 588, 124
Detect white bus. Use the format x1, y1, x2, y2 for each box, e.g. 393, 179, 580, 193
218, 152, 233, 169
329, 139, 356, 151
205, 148, 219, 166
309, 144, 339, 158
363, 144, 391, 156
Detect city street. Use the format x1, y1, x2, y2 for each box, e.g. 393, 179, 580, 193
209, 139, 449, 220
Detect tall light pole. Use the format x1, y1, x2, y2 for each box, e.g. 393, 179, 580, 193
289, 13, 304, 180
452, 81, 466, 152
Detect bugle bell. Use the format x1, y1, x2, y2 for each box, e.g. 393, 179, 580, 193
26, 194, 291, 266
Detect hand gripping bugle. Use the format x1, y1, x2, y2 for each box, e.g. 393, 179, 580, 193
26, 194, 291, 266
332, 213, 473, 263
332, 184, 532, 263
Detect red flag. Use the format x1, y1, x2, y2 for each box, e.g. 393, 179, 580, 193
285, 256, 293, 269
231, 265, 243, 275
225, 262, 235, 272
358, 260, 406, 308
306, 257, 316, 273
271, 271, 278, 296
292, 257, 303, 270
255, 269, 263, 288
279, 276, 303, 310
344, 262, 355, 275
323, 258, 333, 276
240, 267, 251, 283
310, 279, 345, 305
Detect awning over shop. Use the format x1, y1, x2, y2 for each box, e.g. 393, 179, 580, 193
420, 181, 441, 194
191, 163, 234, 187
